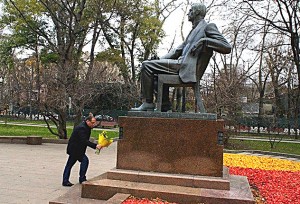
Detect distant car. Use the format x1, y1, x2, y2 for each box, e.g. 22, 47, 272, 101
95, 114, 114, 122
94, 114, 118, 128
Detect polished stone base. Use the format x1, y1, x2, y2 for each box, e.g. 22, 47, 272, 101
117, 115, 224, 177
107, 168, 230, 190
127, 111, 217, 120
50, 115, 254, 204
81, 169, 254, 204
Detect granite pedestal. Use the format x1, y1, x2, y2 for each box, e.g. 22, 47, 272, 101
116, 113, 224, 177
80, 112, 254, 204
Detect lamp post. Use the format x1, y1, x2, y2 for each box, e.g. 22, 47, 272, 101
68, 96, 72, 118
0, 76, 4, 122
0, 76, 3, 109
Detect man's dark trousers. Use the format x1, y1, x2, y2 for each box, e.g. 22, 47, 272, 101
62, 154, 89, 184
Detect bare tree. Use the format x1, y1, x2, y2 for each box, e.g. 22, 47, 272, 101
207, 4, 259, 116
98, 0, 180, 83
247, 9, 273, 133
240, 0, 300, 133
266, 39, 292, 116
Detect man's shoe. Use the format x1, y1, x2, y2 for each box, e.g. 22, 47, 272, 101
62, 181, 74, 187
130, 102, 155, 111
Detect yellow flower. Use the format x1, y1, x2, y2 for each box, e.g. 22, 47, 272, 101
95, 131, 113, 155
98, 131, 113, 147
224, 153, 300, 172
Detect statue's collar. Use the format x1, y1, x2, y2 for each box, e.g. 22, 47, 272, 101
192, 18, 205, 29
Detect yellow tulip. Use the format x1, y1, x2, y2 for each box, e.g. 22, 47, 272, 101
95, 131, 113, 154
224, 153, 300, 172
98, 131, 113, 147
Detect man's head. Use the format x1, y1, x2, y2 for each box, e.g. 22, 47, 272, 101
85, 116, 97, 128
188, 3, 207, 22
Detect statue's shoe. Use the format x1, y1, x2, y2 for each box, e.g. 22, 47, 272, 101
131, 102, 155, 111
161, 101, 172, 112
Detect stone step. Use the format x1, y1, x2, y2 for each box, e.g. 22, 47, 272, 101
81, 174, 254, 204
49, 183, 130, 204
49, 184, 106, 204
105, 193, 131, 204
107, 168, 230, 190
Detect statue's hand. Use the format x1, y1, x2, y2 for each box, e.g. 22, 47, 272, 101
191, 45, 198, 56
190, 46, 198, 56
191, 40, 205, 56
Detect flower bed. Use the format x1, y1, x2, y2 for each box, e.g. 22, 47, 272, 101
122, 154, 300, 204
225, 153, 300, 204
224, 153, 300, 171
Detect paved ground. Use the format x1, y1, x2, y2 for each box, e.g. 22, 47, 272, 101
1, 141, 300, 204
0, 142, 117, 204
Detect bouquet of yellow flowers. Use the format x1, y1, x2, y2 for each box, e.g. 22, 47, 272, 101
95, 131, 114, 154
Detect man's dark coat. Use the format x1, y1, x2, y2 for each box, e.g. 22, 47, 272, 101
67, 122, 97, 161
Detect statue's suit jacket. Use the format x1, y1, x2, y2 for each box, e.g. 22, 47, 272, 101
162, 19, 231, 83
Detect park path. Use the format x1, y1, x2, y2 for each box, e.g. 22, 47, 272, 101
231, 136, 300, 144
0, 142, 117, 204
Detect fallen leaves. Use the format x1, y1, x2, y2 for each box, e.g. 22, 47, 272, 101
122, 196, 178, 204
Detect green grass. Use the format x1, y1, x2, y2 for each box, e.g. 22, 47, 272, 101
227, 139, 300, 155
3, 117, 74, 126
0, 124, 59, 138
1, 120, 299, 155
0, 124, 119, 140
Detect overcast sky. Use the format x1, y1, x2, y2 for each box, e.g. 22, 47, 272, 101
158, 0, 229, 56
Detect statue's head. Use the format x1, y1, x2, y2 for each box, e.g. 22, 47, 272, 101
188, 3, 207, 22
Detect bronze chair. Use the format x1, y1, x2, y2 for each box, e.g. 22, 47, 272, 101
156, 48, 213, 113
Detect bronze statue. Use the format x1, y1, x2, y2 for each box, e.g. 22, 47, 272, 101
131, 3, 231, 112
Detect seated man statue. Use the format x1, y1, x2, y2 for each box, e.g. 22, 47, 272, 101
131, 3, 231, 112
